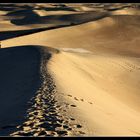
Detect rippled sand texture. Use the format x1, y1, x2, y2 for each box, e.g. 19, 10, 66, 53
0, 3, 140, 136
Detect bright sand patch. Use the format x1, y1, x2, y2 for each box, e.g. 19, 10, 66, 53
48, 50, 140, 136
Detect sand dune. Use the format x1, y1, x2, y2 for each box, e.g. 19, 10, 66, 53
111, 8, 140, 15
0, 5, 108, 40
0, 3, 140, 137
3, 14, 140, 56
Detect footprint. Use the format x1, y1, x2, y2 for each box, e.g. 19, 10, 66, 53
60, 92, 65, 95
67, 95, 72, 97
80, 99, 84, 102
38, 130, 47, 136
53, 123, 62, 128
67, 127, 72, 131
56, 130, 68, 136
79, 131, 85, 134
88, 102, 93, 104
64, 120, 69, 124
70, 105, 77, 107
76, 124, 82, 128
63, 125, 69, 129
74, 97, 79, 101
70, 118, 75, 121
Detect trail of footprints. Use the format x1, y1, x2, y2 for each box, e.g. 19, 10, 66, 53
67, 94, 93, 105
10, 50, 85, 137
124, 62, 140, 72
112, 60, 140, 72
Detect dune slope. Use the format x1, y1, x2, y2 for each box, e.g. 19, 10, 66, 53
0, 46, 42, 136
48, 50, 140, 136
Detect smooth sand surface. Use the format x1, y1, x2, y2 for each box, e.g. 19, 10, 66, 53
48, 51, 140, 136
0, 3, 140, 136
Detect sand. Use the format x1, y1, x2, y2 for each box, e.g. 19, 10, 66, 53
0, 46, 42, 136
0, 3, 140, 136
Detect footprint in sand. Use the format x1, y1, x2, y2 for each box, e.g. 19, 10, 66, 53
76, 124, 82, 128
56, 130, 68, 136
79, 131, 85, 135
70, 118, 75, 121
70, 105, 77, 107
67, 94, 93, 107
63, 125, 69, 129
67, 94, 85, 103
74, 97, 79, 101
63, 109, 67, 112
88, 102, 93, 105
67, 127, 72, 131
67, 94, 72, 97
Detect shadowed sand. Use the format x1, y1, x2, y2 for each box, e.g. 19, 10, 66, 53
0, 46, 42, 135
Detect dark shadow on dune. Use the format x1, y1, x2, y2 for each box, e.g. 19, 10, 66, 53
0, 7, 16, 11
42, 6, 76, 12
0, 26, 68, 41
6, 9, 38, 17
9, 10, 108, 26
0, 45, 49, 136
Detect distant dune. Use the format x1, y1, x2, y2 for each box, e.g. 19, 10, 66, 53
0, 3, 140, 136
